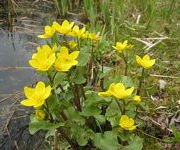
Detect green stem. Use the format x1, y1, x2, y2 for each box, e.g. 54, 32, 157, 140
80, 84, 86, 100
121, 53, 128, 76
95, 119, 103, 133
53, 129, 58, 150
137, 68, 145, 95
122, 100, 126, 115
58, 128, 78, 150
77, 37, 80, 51
44, 101, 54, 122
115, 99, 123, 114
74, 84, 82, 112
68, 75, 81, 111
100, 60, 104, 90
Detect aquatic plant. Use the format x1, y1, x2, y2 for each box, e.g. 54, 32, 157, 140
21, 19, 158, 150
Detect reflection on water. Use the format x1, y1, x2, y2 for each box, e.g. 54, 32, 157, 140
0, 0, 56, 99
0, 31, 45, 99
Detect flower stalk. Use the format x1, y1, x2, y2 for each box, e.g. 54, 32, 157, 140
137, 68, 144, 95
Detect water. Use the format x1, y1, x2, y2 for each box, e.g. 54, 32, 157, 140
0, 1, 56, 149
0, 32, 41, 99
0, 0, 56, 99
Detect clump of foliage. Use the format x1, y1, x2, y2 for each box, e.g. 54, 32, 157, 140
21, 19, 158, 150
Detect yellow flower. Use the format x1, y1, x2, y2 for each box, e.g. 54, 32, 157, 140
29, 45, 56, 71
112, 40, 133, 53
110, 83, 134, 99
88, 33, 100, 40
21, 81, 51, 107
81, 31, 90, 39
136, 55, 155, 69
38, 25, 55, 38
119, 115, 136, 131
54, 46, 79, 72
132, 95, 141, 104
98, 83, 115, 97
68, 40, 77, 48
98, 83, 134, 99
53, 20, 74, 35
35, 110, 46, 120
68, 25, 86, 38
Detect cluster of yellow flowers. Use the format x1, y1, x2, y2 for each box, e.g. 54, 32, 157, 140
98, 82, 140, 131
38, 20, 100, 40
112, 41, 155, 69
29, 45, 79, 72
98, 40, 156, 131
20, 20, 156, 133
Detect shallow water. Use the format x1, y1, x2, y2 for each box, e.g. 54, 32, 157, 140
0, 1, 56, 149
0, 32, 42, 99
0, 0, 56, 99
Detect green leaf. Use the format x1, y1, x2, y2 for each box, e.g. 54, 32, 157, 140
71, 66, 86, 84
29, 115, 64, 134
81, 105, 101, 117
122, 135, 143, 150
105, 100, 121, 127
94, 115, 106, 124
71, 124, 94, 146
85, 91, 112, 106
98, 66, 113, 79
171, 125, 180, 142
104, 75, 134, 89
47, 95, 70, 116
119, 75, 134, 87
53, 72, 67, 88
125, 103, 136, 118
93, 131, 122, 150
139, 102, 149, 111
64, 106, 85, 125
77, 51, 91, 66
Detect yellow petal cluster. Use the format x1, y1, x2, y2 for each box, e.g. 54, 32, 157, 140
38, 25, 55, 38
68, 25, 86, 38
68, 40, 77, 49
53, 20, 74, 35
132, 95, 141, 104
98, 83, 134, 99
29, 45, 56, 71
35, 110, 46, 120
136, 55, 155, 69
119, 115, 136, 131
88, 33, 100, 40
38, 20, 100, 40
21, 81, 51, 107
54, 46, 79, 72
112, 40, 133, 53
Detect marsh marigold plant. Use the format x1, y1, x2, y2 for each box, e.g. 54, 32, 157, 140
35, 110, 46, 120
98, 83, 134, 99
29, 44, 56, 71
119, 115, 137, 131
21, 81, 51, 107
20, 19, 159, 150
54, 46, 79, 72
38, 25, 55, 38
132, 95, 141, 104
136, 55, 155, 69
112, 40, 133, 53
53, 20, 74, 35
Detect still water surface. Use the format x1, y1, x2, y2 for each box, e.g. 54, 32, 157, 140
0, 31, 44, 99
